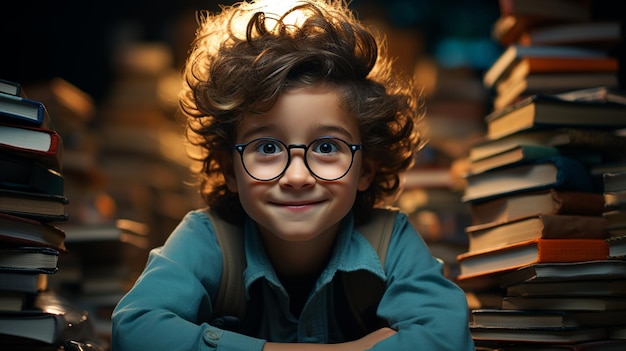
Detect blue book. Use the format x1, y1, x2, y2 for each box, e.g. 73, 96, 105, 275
0, 92, 50, 128
462, 156, 596, 204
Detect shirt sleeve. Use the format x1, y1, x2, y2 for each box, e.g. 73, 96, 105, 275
111, 210, 266, 351
369, 212, 475, 351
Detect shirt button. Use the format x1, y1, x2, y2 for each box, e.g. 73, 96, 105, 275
203, 329, 220, 346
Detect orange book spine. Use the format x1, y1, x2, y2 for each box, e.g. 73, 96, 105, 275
456, 238, 609, 281
537, 239, 609, 262
524, 57, 619, 73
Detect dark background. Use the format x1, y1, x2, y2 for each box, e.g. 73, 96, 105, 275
0, 0, 503, 104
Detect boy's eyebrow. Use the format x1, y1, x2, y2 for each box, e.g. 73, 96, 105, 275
316, 125, 355, 140
239, 124, 273, 141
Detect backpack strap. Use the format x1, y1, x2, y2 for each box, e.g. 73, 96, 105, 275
340, 207, 398, 334
354, 207, 398, 268
205, 210, 247, 321
208, 207, 398, 328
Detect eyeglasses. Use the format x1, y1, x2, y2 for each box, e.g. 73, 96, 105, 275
234, 136, 362, 181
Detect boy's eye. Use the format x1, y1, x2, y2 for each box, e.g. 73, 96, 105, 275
311, 139, 340, 154
254, 140, 284, 155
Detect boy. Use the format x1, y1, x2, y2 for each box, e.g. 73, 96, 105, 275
112, 0, 474, 350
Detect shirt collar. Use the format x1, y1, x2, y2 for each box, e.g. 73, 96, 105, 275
241, 212, 386, 295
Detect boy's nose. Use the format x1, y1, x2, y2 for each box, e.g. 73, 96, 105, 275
279, 153, 316, 188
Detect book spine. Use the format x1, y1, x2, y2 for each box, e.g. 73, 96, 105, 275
539, 214, 608, 238
524, 57, 619, 73
552, 191, 606, 215
537, 239, 609, 262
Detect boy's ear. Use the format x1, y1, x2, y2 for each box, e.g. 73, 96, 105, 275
216, 151, 238, 192
357, 157, 377, 191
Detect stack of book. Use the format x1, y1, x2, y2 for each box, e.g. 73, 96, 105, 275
19, 77, 154, 345
485, 0, 622, 111
0, 78, 106, 350
455, 45, 626, 351
458, 2, 626, 339
470, 260, 626, 349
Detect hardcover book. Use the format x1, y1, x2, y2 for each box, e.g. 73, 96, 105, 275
468, 128, 626, 163
501, 296, 626, 311
465, 214, 608, 253
0, 155, 64, 196
0, 212, 66, 252
484, 95, 626, 141
468, 144, 560, 175
0, 92, 51, 128
471, 308, 626, 328
500, 260, 626, 287
462, 156, 596, 204
493, 72, 620, 111
499, 57, 619, 89
456, 238, 609, 281
482, 44, 607, 89
554, 86, 626, 105
515, 21, 622, 47
470, 325, 607, 344
0, 188, 69, 222
0, 246, 60, 273
506, 279, 626, 298
469, 189, 606, 226
0, 123, 64, 172
0, 290, 102, 347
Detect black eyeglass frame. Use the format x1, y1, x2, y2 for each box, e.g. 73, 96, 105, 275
234, 136, 362, 181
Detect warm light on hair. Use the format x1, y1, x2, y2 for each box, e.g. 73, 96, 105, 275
196, 0, 351, 55
181, 0, 424, 223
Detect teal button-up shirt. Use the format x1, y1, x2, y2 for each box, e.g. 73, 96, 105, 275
112, 209, 474, 350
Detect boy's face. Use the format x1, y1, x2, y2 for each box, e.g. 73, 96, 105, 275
225, 85, 374, 243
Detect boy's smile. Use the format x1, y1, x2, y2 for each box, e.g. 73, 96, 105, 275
226, 85, 374, 248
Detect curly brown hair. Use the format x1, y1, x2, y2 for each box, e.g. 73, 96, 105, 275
179, 0, 424, 224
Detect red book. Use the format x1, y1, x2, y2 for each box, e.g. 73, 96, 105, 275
456, 238, 609, 281
0, 123, 63, 172
0, 212, 66, 252
495, 56, 619, 94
